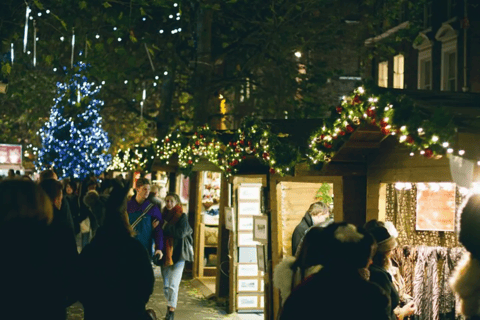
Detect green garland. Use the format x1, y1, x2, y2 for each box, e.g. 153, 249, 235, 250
120, 85, 458, 176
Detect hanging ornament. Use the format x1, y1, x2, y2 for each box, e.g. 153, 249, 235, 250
352, 95, 362, 104
188, 160, 193, 164
380, 119, 388, 127
336, 106, 343, 114
381, 127, 390, 135
353, 117, 360, 125
346, 125, 355, 133
324, 142, 332, 149
262, 152, 270, 159
424, 148, 433, 158
239, 140, 245, 145
339, 131, 346, 136
195, 140, 200, 146
260, 137, 268, 147
366, 108, 376, 118
269, 168, 276, 174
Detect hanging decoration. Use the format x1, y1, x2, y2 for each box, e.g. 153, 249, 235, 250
307, 85, 457, 165
108, 145, 155, 173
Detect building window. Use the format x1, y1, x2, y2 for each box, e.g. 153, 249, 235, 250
378, 61, 388, 88
443, 49, 457, 91
393, 54, 405, 89
423, 1, 432, 29
419, 57, 432, 90
447, 0, 457, 20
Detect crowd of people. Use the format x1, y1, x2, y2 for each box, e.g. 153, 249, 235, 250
275, 199, 480, 320
0, 170, 193, 320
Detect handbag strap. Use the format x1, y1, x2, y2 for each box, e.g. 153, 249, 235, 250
131, 203, 155, 229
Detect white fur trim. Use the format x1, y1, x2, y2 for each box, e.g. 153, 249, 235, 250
334, 224, 364, 243
384, 221, 399, 238
450, 253, 480, 316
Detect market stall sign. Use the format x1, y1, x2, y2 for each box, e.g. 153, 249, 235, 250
0, 144, 22, 165
416, 183, 456, 232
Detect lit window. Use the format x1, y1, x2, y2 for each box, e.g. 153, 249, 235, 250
378, 61, 388, 88
393, 55, 404, 89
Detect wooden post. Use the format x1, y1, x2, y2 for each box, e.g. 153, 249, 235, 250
216, 174, 230, 298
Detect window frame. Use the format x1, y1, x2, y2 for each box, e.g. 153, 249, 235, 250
393, 54, 405, 89
378, 61, 389, 88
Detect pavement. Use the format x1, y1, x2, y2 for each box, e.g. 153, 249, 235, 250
67, 266, 264, 320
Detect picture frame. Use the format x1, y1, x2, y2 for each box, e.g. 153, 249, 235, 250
225, 207, 234, 231
253, 215, 268, 243
256, 244, 266, 272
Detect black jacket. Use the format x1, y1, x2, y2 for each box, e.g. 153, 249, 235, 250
279, 267, 391, 320
78, 227, 154, 320
0, 220, 76, 320
163, 213, 194, 263
291, 212, 313, 256
369, 264, 400, 320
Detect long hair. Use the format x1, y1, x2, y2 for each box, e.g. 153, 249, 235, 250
103, 180, 135, 237
0, 180, 53, 225
291, 226, 326, 280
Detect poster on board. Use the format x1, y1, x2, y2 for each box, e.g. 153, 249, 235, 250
238, 201, 261, 216
416, 183, 456, 231
225, 207, 234, 231
238, 185, 261, 201
256, 244, 266, 272
253, 215, 268, 243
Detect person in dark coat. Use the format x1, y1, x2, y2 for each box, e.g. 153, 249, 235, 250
291, 201, 332, 256
0, 179, 70, 320
161, 193, 194, 320
78, 181, 155, 320
280, 222, 391, 320
365, 220, 415, 320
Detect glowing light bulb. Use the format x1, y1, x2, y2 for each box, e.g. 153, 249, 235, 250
294, 51, 302, 58
46, 10, 50, 14
95, 34, 100, 39
113, 27, 117, 31
164, 71, 168, 75
60, 36, 65, 41
117, 37, 122, 42
432, 136, 439, 142
442, 142, 449, 148
159, 30, 164, 34
459, 150, 465, 156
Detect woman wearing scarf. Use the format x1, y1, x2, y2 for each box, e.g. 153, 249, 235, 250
161, 193, 194, 320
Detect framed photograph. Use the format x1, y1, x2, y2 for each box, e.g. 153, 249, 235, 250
237, 295, 258, 308
238, 201, 261, 216
256, 244, 266, 272
238, 279, 258, 292
416, 182, 456, 231
239, 217, 254, 231
238, 185, 261, 201
253, 215, 268, 243
225, 207, 234, 231
238, 264, 258, 276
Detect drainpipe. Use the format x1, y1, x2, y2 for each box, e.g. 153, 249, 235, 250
462, 0, 469, 92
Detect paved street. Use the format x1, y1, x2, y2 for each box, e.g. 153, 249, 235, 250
67, 266, 264, 320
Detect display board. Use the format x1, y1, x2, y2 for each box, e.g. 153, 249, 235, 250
236, 183, 264, 312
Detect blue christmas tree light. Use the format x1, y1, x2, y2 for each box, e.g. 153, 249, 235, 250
36, 62, 111, 179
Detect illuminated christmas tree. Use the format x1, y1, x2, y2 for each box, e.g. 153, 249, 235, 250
36, 62, 111, 179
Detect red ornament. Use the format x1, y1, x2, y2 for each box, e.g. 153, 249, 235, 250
233, 160, 239, 166
353, 95, 362, 104
324, 142, 332, 149
380, 119, 388, 128
195, 141, 200, 146
366, 108, 376, 118
336, 106, 343, 114
424, 148, 434, 158
332, 135, 338, 140
269, 168, 276, 174
165, 138, 170, 143
200, 135, 204, 139
242, 156, 247, 160
371, 118, 376, 125
239, 140, 245, 145
227, 168, 232, 172
381, 127, 390, 135
262, 152, 270, 159
339, 131, 346, 136
235, 147, 242, 153
320, 134, 325, 140
229, 142, 233, 146
188, 160, 193, 165
406, 135, 414, 144
233, 142, 237, 147
346, 125, 355, 133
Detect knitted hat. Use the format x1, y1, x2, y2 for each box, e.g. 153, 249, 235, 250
364, 220, 398, 253
318, 222, 376, 269
458, 194, 480, 260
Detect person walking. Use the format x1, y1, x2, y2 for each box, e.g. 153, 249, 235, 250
279, 222, 391, 320
127, 178, 164, 259
78, 181, 156, 320
161, 193, 194, 320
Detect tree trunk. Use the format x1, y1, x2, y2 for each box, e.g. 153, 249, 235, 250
193, 3, 213, 126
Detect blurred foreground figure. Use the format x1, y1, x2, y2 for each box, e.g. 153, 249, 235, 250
279, 222, 391, 320
0, 180, 71, 320
450, 194, 480, 320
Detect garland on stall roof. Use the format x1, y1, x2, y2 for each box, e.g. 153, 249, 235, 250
108, 145, 155, 172
118, 85, 460, 176
223, 117, 299, 176
307, 86, 457, 164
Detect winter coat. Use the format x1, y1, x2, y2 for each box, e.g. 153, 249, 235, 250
291, 212, 314, 256
273, 256, 322, 305
65, 194, 80, 234
450, 253, 480, 319
78, 226, 154, 320
279, 266, 391, 320
0, 219, 77, 320
83, 190, 108, 234
163, 213, 194, 263
369, 264, 399, 320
